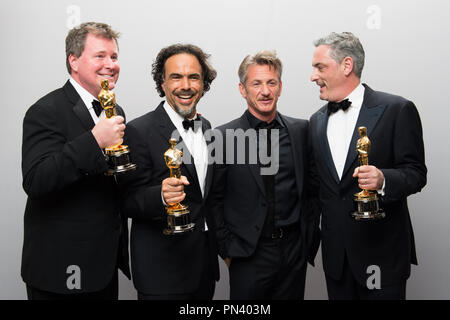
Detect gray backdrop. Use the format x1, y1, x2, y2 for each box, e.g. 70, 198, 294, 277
1, 0, 448, 300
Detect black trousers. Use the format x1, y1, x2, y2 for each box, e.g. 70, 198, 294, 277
325, 255, 406, 300
229, 226, 306, 300
138, 272, 215, 300
26, 269, 118, 300
138, 232, 216, 300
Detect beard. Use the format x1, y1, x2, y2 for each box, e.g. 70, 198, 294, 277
172, 89, 199, 118
174, 103, 196, 118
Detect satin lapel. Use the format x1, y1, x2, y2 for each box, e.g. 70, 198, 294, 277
282, 115, 304, 195
63, 81, 95, 131
176, 139, 198, 185
155, 103, 198, 184
116, 104, 125, 118
72, 100, 95, 130
341, 86, 387, 178
316, 109, 340, 184
238, 113, 266, 196
202, 118, 213, 200
155, 102, 177, 143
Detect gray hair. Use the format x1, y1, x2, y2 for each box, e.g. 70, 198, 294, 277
238, 50, 283, 84
314, 32, 365, 78
65, 22, 120, 74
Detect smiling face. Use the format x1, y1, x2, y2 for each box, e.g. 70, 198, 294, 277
69, 33, 120, 97
162, 53, 204, 119
239, 63, 282, 122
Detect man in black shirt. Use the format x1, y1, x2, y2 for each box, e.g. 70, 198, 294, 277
210, 50, 320, 299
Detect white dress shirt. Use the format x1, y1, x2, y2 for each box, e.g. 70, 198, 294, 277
163, 101, 209, 230
70, 77, 105, 123
327, 84, 385, 193
327, 83, 365, 180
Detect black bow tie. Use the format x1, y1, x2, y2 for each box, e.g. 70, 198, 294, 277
182, 117, 201, 132
327, 99, 352, 115
92, 100, 103, 117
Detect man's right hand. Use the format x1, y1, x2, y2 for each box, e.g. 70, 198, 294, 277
162, 176, 190, 205
91, 116, 125, 149
225, 257, 232, 268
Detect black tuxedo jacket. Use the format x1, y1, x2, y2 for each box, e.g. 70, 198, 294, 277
21, 80, 130, 294
209, 111, 320, 265
309, 84, 427, 286
121, 102, 219, 295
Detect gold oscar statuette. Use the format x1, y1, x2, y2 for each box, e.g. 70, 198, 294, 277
163, 138, 195, 235
351, 126, 385, 220
98, 79, 136, 175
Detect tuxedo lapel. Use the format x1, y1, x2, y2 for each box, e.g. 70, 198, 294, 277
63, 81, 95, 131
201, 117, 213, 200
341, 84, 387, 178
155, 103, 199, 191
73, 101, 95, 130
316, 109, 340, 184
176, 140, 199, 186
238, 114, 266, 196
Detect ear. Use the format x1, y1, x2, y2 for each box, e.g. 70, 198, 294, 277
238, 82, 247, 99
68, 54, 79, 73
278, 80, 283, 97
342, 56, 354, 77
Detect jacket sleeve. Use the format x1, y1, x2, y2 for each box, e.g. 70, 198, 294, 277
381, 101, 427, 203
118, 122, 166, 222
207, 128, 234, 259
22, 103, 107, 199
304, 120, 322, 266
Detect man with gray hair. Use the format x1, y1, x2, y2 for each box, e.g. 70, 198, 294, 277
210, 50, 320, 299
21, 22, 130, 299
309, 32, 427, 299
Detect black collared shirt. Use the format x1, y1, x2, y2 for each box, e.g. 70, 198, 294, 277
245, 110, 300, 232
